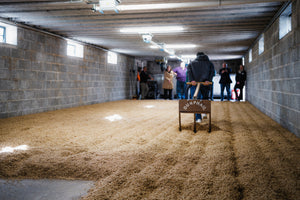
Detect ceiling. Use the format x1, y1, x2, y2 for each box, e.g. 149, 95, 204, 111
0, 0, 289, 61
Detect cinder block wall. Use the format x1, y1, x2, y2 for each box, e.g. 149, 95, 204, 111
0, 26, 135, 118
245, 1, 300, 137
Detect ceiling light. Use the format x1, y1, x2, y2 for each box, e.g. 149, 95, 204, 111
117, 2, 217, 11
120, 26, 184, 34
181, 55, 197, 59
150, 44, 196, 49
169, 55, 182, 60
208, 55, 242, 60
181, 54, 242, 60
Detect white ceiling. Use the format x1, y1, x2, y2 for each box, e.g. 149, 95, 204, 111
0, 0, 289, 60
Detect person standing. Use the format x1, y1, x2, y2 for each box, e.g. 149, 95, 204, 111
162, 65, 176, 100
234, 65, 247, 101
140, 66, 152, 99
188, 52, 215, 122
173, 61, 187, 99
219, 62, 232, 101
136, 67, 141, 99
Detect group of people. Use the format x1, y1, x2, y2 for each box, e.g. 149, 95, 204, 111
219, 62, 247, 101
136, 52, 247, 106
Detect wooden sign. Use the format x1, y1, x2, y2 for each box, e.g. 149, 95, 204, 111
179, 100, 211, 113
179, 100, 211, 133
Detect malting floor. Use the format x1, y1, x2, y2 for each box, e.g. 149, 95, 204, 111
0, 100, 299, 200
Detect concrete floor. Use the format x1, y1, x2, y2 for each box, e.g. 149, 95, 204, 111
0, 179, 94, 200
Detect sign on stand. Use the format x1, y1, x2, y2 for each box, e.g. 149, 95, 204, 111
179, 100, 211, 133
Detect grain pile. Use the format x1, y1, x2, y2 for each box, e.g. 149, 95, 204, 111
0, 100, 299, 200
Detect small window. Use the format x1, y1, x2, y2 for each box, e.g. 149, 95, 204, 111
0, 22, 17, 45
0, 26, 6, 43
249, 49, 252, 63
242, 57, 245, 66
67, 41, 83, 58
279, 3, 292, 39
107, 51, 117, 64
259, 35, 264, 55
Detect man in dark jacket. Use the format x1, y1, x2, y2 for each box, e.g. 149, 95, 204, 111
219, 62, 232, 101
140, 66, 153, 99
234, 64, 247, 101
188, 52, 215, 122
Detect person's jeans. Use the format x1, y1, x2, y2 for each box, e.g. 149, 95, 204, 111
220, 83, 231, 101
190, 85, 210, 120
210, 82, 214, 100
234, 84, 244, 101
176, 81, 186, 99
140, 82, 149, 99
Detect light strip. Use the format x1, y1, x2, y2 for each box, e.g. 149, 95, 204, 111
117, 2, 218, 11
120, 26, 184, 34
116, 1, 268, 11
181, 55, 197, 59
150, 44, 196, 49
181, 54, 242, 60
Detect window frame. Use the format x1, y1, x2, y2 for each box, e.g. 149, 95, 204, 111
0, 22, 17, 45
279, 3, 292, 40
67, 43, 76, 57
0, 25, 6, 43
259, 35, 264, 55
67, 41, 84, 58
107, 51, 118, 64
249, 49, 252, 63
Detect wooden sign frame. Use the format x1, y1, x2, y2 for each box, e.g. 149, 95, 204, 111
179, 99, 211, 133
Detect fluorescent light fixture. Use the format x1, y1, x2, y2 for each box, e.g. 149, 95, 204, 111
169, 55, 182, 60
117, 2, 218, 11
181, 54, 197, 59
209, 55, 242, 60
120, 26, 184, 34
150, 44, 196, 49
181, 54, 242, 60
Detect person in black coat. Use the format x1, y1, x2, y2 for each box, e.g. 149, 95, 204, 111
234, 65, 247, 101
219, 62, 232, 101
188, 52, 215, 122
140, 67, 153, 99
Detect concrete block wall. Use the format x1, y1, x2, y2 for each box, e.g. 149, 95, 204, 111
245, 0, 300, 137
0, 26, 135, 118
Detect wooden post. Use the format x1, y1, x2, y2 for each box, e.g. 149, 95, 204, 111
193, 82, 201, 99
